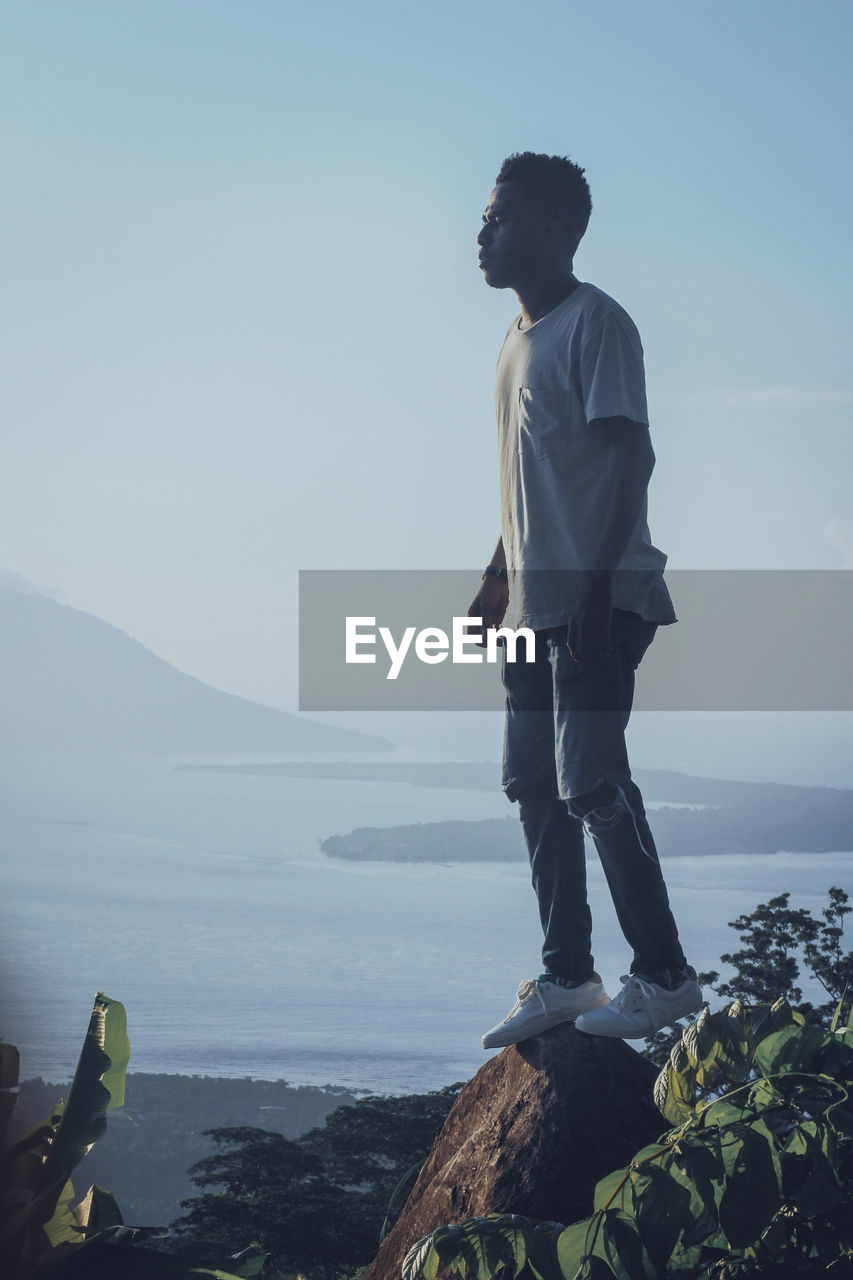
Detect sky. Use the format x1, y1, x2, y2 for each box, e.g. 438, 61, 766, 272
3, 0, 852, 753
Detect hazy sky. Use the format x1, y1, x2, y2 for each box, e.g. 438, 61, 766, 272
3, 0, 852, 721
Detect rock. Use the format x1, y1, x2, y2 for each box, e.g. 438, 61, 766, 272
361, 1024, 665, 1280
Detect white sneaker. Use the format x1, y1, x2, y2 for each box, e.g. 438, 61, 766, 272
574, 972, 704, 1040
481, 975, 611, 1049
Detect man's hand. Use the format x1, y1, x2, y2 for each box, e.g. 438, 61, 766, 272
467, 576, 510, 647
567, 573, 613, 661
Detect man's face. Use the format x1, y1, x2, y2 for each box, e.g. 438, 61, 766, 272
477, 182, 556, 290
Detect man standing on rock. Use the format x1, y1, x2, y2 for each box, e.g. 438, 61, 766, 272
470, 151, 703, 1047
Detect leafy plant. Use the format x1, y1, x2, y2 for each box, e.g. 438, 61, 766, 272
172, 1085, 463, 1278
171, 1126, 373, 1278
1, 1041, 20, 1148
1, 992, 131, 1274
402, 998, 853, 1279
643, 886, 853, 1069
710, 888, 853, 1022
0, 995, 263, 1280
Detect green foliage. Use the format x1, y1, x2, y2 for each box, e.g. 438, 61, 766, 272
403, 1000, 853, 1279
0, 1001, 267, 1280
1, 993, 131, 1276
299, 1084, 462, 1214
32, 1232, 266, 1280
642, 886, 853, 1069
172, 1085, 463, 1279
0, 1042, 21, 1147
400, 1216, 564, 1280
171, 1126, 373, 1277
11, 1072, 359, 1228
50, 993, 130, 1172
713, 889, 853, 1019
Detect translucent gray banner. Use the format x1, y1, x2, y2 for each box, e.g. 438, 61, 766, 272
298, 570, 853, 711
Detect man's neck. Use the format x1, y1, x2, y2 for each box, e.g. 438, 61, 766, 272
516, 274, 581, 330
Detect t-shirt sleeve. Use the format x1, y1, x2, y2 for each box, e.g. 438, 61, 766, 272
578, 311, 649, 426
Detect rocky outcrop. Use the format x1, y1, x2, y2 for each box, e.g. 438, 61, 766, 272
362, 1024, 665, 1280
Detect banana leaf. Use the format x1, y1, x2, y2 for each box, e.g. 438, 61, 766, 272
48, 993, 130, 1175
0, 1041, 20, 1145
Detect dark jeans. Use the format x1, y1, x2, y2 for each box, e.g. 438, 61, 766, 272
500, 608, 688, 982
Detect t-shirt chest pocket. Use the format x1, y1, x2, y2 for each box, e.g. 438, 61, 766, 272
517, 386, 573, 460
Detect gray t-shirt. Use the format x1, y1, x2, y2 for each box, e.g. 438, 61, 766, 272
495, 281, 677, 629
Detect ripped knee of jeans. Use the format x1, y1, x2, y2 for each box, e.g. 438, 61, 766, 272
568, 777, 632, 836
579, 798, 628, 836
569, 778, 657, 861
567, 777, 619, 820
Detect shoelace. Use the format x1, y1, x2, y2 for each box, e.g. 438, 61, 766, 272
504, 978, 546, 1022
611, 974, 657, 1013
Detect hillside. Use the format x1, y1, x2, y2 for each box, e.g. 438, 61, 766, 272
0, 585, 391, 753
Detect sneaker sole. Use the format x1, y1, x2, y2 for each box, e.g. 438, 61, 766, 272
481, 991, 611, 1049
576, 990, 705, 1040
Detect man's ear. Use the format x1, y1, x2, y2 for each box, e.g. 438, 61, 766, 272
541, 210, 563, 249
543, 210, 578, 257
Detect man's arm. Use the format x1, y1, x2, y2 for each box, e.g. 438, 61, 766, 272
569, 416, 655, 661
567, 308, 657, 659
486, 536, 507, 571
586, 416, 655, 571
467, 536, 509, 645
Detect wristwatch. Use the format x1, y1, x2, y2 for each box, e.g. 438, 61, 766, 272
482, 564, 508, 582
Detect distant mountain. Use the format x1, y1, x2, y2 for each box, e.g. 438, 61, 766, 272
0, 585, 392, 753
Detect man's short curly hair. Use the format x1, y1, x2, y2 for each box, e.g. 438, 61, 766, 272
496, 151, 592, 244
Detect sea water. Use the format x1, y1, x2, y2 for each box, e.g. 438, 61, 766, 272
2, 750, 850, 1095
